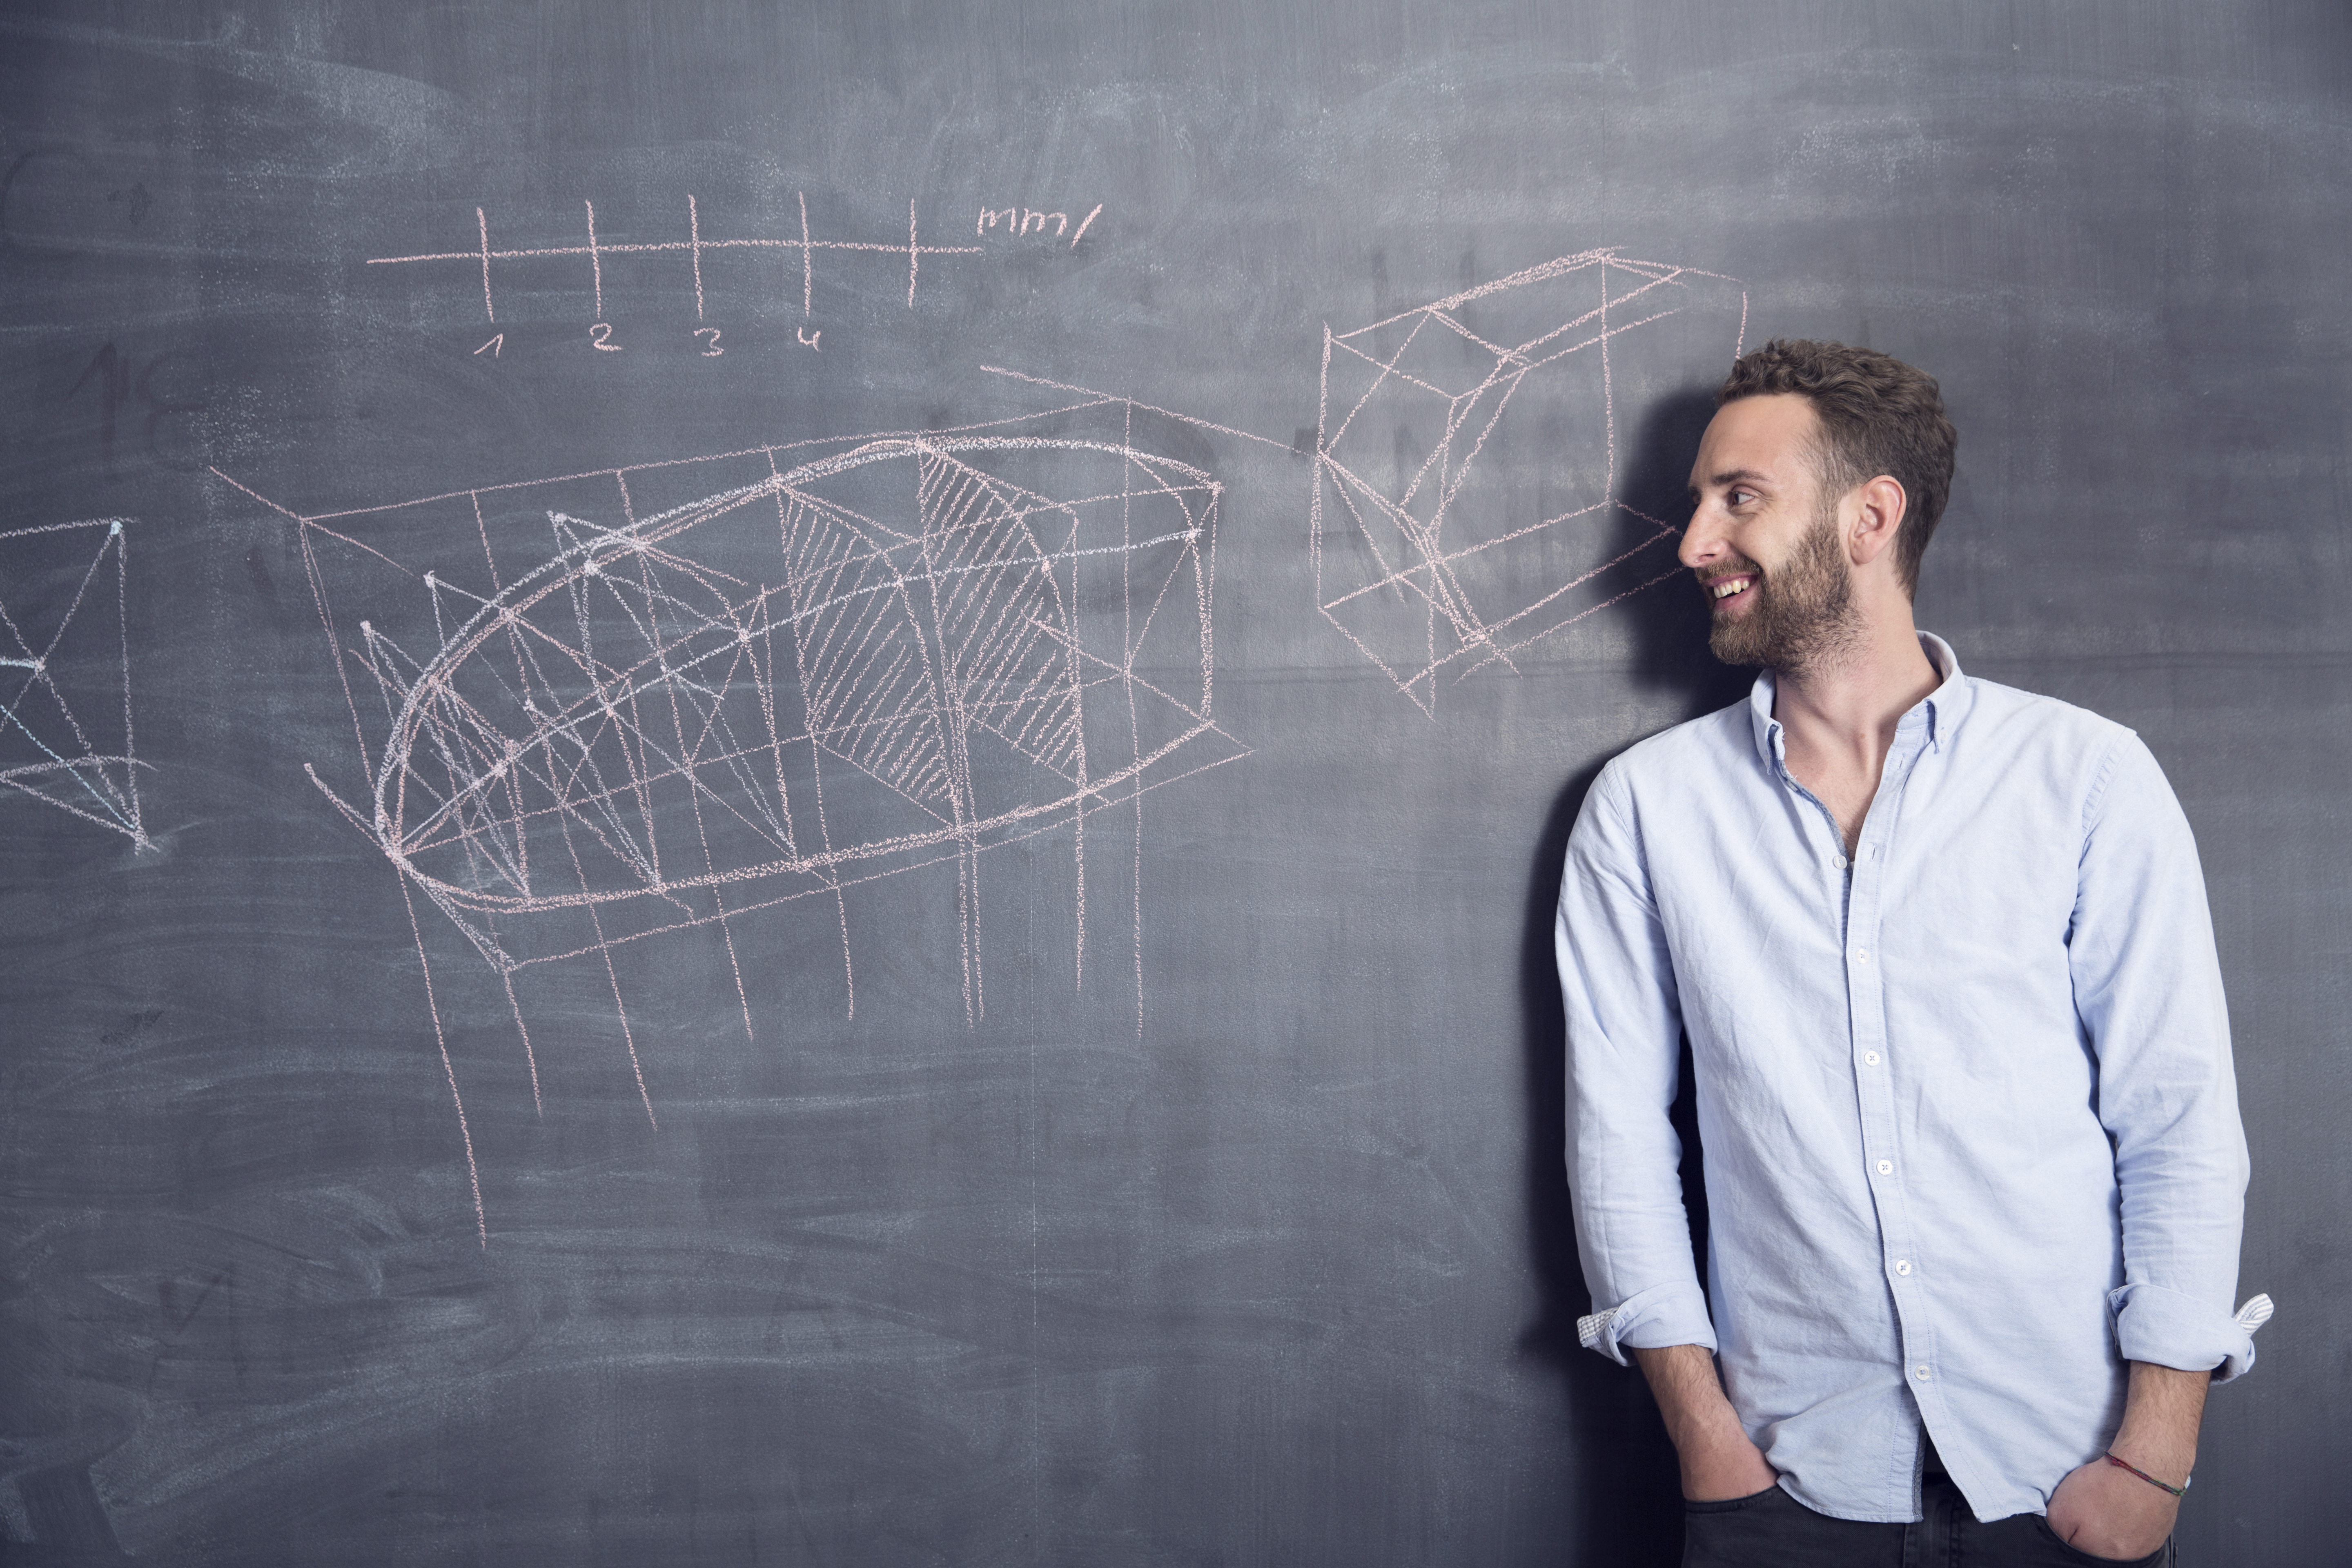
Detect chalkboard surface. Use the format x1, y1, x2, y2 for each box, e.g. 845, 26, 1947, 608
2, 4, 2344, 1563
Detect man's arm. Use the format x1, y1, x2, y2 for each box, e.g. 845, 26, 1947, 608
1557, 769, 1732, 1465
2045, 1361, 2207, 1558
1630, 1345, 1780, 1500
2056, 733, 2254, 1548
2068, 735, 2253, 1376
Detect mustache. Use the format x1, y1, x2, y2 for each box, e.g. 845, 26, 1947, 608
1697, 555, 1765, 585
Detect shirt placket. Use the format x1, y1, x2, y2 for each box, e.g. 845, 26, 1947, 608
1841, 713, 1940, 1422
1770, 710, 1943, 1425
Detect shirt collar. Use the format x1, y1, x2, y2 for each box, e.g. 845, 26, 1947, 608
1746, 631, 1972, 766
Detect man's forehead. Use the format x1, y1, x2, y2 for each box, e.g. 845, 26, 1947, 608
1689, 394, 1820, 486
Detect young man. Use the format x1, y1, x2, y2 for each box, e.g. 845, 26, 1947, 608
1555, 341, 2266, 1566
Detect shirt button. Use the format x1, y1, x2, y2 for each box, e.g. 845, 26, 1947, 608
1853, 948, 1870, 963
1914, 1365, 1932, 1381
1876, 1159, 1894, 1176
1894, 1260, 1912, 1276
1832, 854, 1848, 869
1864, 1051, 1881, 1066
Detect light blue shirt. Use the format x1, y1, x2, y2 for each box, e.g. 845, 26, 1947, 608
1555, 634, 2261, 1524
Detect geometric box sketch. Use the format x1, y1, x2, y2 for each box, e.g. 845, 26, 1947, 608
213, 405, 1243, 1241
1310, 248, 1747, 716
0, 517, 148, 847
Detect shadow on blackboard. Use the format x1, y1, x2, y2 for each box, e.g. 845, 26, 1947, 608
1518, 387, 1749, 1566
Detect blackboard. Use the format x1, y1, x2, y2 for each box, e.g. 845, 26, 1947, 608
2, 4, 2343, 1563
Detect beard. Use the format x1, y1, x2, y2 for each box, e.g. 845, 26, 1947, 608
1705, 497, 1864, 675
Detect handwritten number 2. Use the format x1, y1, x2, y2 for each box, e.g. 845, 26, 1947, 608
695, 328, 722, 357
590, 323, 621, 352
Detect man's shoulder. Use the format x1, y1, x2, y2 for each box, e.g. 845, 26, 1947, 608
1951, 673, 2140, 764
1593, 698, 1755, 800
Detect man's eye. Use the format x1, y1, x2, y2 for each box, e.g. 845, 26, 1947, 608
1730, 488, 1756, 506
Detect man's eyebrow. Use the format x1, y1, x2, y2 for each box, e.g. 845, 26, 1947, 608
1684, 467, 1773, 501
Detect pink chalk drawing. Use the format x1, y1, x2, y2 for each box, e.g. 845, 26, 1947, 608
0, 517, 147, 847
367, 193, 991, 323
1310, 249, 1748, 716
213, 401, 1243, 1241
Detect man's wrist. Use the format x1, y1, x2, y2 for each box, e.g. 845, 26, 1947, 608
1630, 1343, 1764, 1470
1675, 1400, 1754, 1457
2108, 1360, 2207, 1488
2102, 1451, 2189, 1498
2105, 1439, 2192, 1491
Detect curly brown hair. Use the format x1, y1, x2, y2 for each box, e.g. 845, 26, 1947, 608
1719, 340, 1957, 597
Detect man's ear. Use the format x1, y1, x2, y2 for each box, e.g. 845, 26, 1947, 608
1848, 475, 1910, 568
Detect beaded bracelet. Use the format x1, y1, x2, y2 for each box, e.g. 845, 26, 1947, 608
2103, 1452, 2189, 1499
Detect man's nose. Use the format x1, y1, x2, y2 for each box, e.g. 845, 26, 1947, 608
1678, 504, 1724, 570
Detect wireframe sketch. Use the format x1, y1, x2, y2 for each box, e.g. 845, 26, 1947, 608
368, 192, 990, 323
0, 518, 147, 847
214, 404, 1241, 1240
1311, 249, 1748, 715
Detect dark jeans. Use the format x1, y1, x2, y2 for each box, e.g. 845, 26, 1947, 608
1682, 1466, 2172, 1568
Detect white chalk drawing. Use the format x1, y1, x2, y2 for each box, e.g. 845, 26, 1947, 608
0, 518, 147, 847
213, 402, 1242, 1241
1311, 249, 1748, 715
368, 193, 997, 323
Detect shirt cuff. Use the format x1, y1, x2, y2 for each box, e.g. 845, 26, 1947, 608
2107, 1282, 2272, 1383
1577, 1280, 1718, 1367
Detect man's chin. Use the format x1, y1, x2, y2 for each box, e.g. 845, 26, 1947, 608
1707, 623, 1772, 668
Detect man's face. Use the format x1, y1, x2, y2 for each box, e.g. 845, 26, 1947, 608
1679, 394, 1860, 673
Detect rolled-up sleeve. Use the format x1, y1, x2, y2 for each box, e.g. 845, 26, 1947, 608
1556, 763, 1716, 1365
2069, 734, 2258, 1379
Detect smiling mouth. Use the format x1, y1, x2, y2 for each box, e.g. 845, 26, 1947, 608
1706, 574, 1756, 607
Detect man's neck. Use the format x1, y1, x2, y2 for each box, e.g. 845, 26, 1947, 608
1768, 610, 1942, 850
1771, 610, 1941, 764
